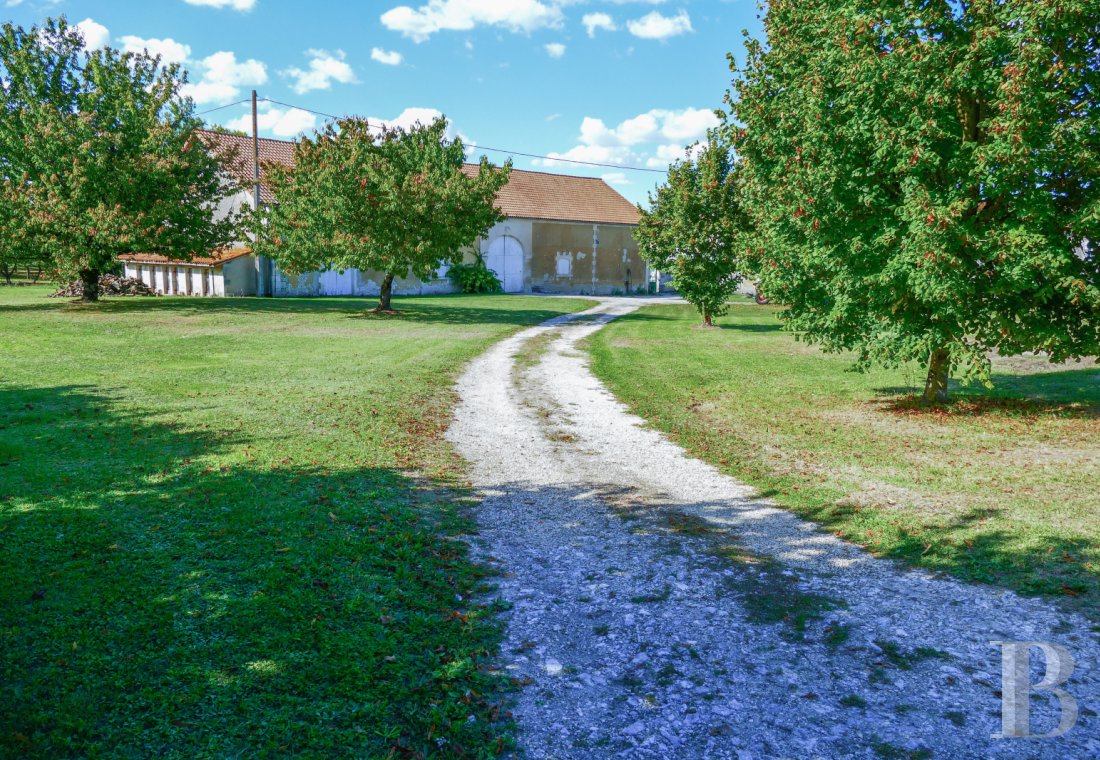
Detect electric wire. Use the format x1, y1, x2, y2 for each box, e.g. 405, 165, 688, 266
198, 96, 671, 174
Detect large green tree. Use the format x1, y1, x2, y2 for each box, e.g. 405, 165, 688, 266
728, 0, 1100, 402
0, 18, 241, 301
636, 134, 747, 326
254, 117, 510, 311
0, 183, 43, 285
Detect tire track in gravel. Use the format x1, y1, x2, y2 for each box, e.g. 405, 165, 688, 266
446, 299, 1100, 759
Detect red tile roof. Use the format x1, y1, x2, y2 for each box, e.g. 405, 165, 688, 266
198, 130, 295, 205
197, 129, 640, 226
461, 164, 640, 225
118, 247, 253, 267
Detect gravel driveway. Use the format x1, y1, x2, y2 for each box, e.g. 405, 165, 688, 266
446, 299, 1099, 759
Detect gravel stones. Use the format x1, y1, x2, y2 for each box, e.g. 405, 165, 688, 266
447, 299, 1099, 759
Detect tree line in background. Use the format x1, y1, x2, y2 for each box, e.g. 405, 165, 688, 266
639, 0, 1098, 403
0, 18, 240, 302
0, 17, 505, 307
3, 5, 1098, 403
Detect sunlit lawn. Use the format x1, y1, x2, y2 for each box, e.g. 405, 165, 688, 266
0, 286, 593, 757
589, 301, 1100, 620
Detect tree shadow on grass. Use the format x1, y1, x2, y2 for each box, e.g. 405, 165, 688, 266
715, 322, 785, 333
604, 308, 784, 332
874, 367, 1100, 418
0, 385, 509, 758
0, 293, 592, 328
814, 501, 1100, 617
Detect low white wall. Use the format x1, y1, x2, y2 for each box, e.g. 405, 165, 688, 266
271, 264, 459, 298
123, 263, 224, 296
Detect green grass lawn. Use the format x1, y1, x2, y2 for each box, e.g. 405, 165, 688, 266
589, 301, 1100, 619
0, 286, 593, 758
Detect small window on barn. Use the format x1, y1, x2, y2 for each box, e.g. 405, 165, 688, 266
556, 253, 572, 278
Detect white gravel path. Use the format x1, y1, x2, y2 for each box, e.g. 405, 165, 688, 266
446, 299, 1100, 759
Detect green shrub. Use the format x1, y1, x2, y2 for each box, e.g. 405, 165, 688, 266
448, 256, 503, 293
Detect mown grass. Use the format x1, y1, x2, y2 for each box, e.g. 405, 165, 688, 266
0, 286, 593, 758
588, 302, 1100, 618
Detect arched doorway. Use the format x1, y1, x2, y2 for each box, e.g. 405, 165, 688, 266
485, 235, 524, 293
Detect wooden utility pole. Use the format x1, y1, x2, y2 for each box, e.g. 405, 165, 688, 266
251, 89, 261, 210
250, 89, 270, 296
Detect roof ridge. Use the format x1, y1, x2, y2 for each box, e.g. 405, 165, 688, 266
197, 128, 295, 146
198, 129, 638, 225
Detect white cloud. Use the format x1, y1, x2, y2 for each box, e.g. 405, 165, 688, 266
74, 18, 110, 50
646, 143, 684, 168
118, 35, 192, 64
182, 50, 267, 104
370, 47, 404, 66
578, 107, 717, 147
366, 108, 469, 146
644, 142, 703, 168
582, 12, 616, 37
626, 10, 692, 40
381, 0, 564, 43
536, 144, 633, 168
369, 107, 447, 133
182, 0, 256, 10
226, 103, 316, 138
536, 107, 717, 172
601, 172, 630, 186
283, 49, 357, 94
545, 112, 561, 121
544, 42, 565, 59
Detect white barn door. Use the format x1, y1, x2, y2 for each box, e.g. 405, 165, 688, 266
486, 236, 524, 293
320, 268, 355, 296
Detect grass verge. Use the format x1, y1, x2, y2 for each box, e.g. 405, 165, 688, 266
0, 287, 593, 757
588, 302, 1100, 619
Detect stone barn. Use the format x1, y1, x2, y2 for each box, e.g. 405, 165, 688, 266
121, 130, 645, 297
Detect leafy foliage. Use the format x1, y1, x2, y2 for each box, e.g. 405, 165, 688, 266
635, 134, 747, 326
727, 0, 1100, 401
0, 182, 45, 285
253, 116, 510, 311
0, 18, 242, 301
448, 255, 503, 293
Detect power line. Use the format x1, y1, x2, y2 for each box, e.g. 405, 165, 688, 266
197, 95, 671, 174
259, 98, 341, 121
195, 98, 251, 116
466, 145, 666, 174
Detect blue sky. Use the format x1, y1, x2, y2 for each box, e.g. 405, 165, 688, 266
4, 0, 763, 204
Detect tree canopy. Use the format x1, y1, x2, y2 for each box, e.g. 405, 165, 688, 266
0, 181, 44, 285
253, 116, 510, 311
0, 17, 242, 300
636, 134, 747, 326
727, 0, 1100, 402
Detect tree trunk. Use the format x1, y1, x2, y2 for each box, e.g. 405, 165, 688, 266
377, 272, 395, 311
79, 268, 100, 303
702, 308, 713, 327
922, 347, 951, 405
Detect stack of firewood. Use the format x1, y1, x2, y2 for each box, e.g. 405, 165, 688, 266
49, 274, 158, 298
